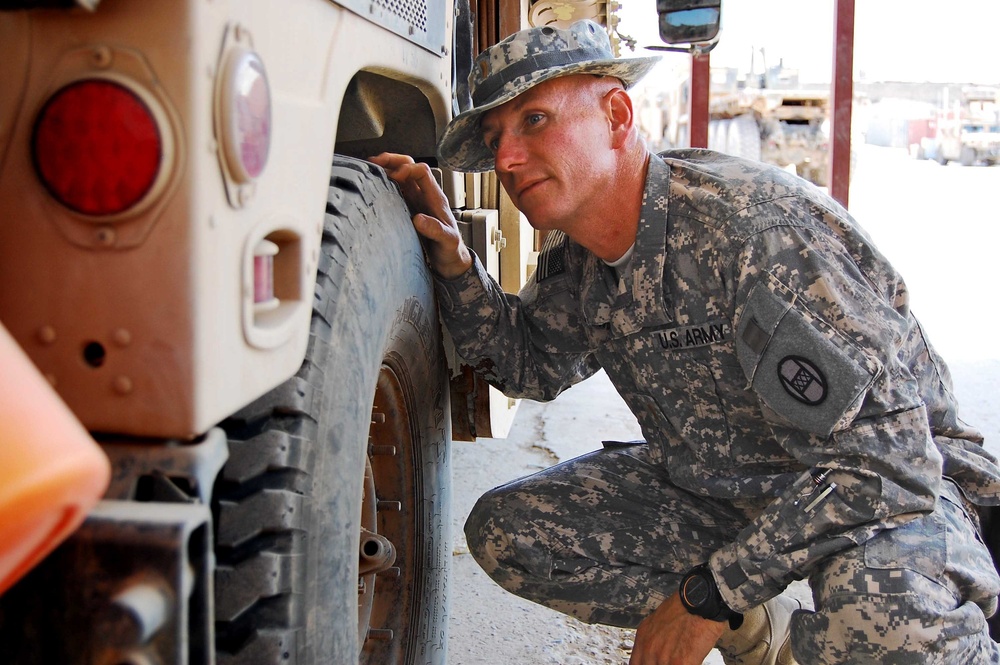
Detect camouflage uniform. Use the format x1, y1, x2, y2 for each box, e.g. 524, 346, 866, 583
438, 150, 1000, 662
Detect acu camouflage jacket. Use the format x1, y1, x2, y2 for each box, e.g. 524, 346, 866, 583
434, 149, 1000, 611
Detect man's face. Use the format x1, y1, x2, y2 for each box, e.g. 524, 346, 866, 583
479, 75, 619, 233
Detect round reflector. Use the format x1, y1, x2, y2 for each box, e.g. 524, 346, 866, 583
32, 79, 163, 217
219, 49, 271, 183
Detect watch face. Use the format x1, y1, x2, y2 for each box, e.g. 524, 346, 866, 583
681, 574, 712, 607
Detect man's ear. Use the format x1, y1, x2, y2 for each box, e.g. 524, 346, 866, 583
607, 88, 635, 149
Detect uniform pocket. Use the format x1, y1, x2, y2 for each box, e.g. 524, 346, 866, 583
863, 504, 946, 579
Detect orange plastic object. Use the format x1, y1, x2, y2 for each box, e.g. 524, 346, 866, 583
0, 321, 110, 596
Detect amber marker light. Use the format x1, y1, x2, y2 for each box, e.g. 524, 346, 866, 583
219, 49, 271, 183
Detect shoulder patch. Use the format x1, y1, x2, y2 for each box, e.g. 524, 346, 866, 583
536, 230, 569, 282
777, 355, 828, 405
736, 278, 879, 436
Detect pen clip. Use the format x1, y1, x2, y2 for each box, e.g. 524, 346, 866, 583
804, 483, 838, 512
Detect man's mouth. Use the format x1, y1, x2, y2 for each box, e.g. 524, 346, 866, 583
516, 178, 546, 199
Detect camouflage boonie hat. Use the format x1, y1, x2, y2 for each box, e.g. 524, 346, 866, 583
437, 19, 661, 173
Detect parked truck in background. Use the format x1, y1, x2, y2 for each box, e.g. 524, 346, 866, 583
660, 57, 834, 187
917, 85, 1000, 166
0, 0, 606, 662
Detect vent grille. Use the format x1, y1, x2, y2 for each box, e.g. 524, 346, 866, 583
333, 0, 445, 55
375, 0, 428, 34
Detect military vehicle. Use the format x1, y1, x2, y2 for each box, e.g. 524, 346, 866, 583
661, 58, 834, 187
918, 85, 1000, 166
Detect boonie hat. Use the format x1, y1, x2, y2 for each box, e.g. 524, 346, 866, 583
437, 19, 661, 173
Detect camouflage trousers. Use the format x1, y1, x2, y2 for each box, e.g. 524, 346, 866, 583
464, 444, 1000, 664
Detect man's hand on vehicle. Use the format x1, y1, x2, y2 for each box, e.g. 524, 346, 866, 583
630, 592, 726, 665
370, 152, 474, 279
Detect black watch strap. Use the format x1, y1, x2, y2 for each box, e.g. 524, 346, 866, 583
678, 564, 744, 630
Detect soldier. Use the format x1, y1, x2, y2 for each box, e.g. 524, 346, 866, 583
371, 19, 1000, 665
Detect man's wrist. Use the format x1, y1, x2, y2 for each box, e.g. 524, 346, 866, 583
678, 564, 743, 630
432, 246, 475, 280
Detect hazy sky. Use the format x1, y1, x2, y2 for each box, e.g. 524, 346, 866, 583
617, 0, 1000, 84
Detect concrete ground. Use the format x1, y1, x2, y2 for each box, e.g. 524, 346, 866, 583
446, 145, 1000, 664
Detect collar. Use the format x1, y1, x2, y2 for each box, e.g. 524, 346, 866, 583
581, 153, 673, 335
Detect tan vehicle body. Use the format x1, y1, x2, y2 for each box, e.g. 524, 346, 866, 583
0, 0, 453, 438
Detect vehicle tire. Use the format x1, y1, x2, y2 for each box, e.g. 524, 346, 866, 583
708, 118, 728, 153
213, 156, 451, 665
960, 145, 977, 167
725, 114, 763, 162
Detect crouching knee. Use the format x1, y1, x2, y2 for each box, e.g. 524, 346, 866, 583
463, 486, 558, 593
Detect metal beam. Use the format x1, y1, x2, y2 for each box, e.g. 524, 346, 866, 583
690, 52, 710, 148
830, 0, 855, 206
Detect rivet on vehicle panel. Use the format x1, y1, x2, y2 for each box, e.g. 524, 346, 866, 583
37, 325, 57, 345
377, 566, 400, 578
369, 444, 396, 456
91, 46, 113, 68
371, 412, 386, 424
95, 226, 117, 247
367, 629, 394, 641
114, 376, 134, 395
112, 329, 132, 347
377, 500, 402, 512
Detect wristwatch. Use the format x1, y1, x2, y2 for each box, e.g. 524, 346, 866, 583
678, 564, 743, 630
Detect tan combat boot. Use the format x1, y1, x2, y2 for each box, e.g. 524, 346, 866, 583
715, 595, 802, 665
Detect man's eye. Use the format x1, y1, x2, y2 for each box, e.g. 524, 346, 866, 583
486, 137, 499, 152
527, 114, 544, 125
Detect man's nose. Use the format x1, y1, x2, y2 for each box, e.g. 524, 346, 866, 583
493, 134, 526, 173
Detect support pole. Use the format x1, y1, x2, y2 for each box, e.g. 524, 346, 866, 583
830, 0, 855, 207
690, 51, 710, 148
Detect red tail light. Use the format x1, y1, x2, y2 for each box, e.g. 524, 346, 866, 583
32, 79, 163, 217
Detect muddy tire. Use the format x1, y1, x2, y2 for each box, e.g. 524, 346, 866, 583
213, 156, 451, 665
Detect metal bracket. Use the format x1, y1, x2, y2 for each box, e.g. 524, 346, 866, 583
101, 427, 229, 504
0, 430, 228, 662
0, 501, 214, 665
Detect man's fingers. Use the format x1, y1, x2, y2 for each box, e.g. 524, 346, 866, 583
369, 154, 450, 217
370, 152, 425, 189
368, 153, 472, 278
412, 212, 452, 243
369, 152, 414, 174
410, 212, 436, 238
